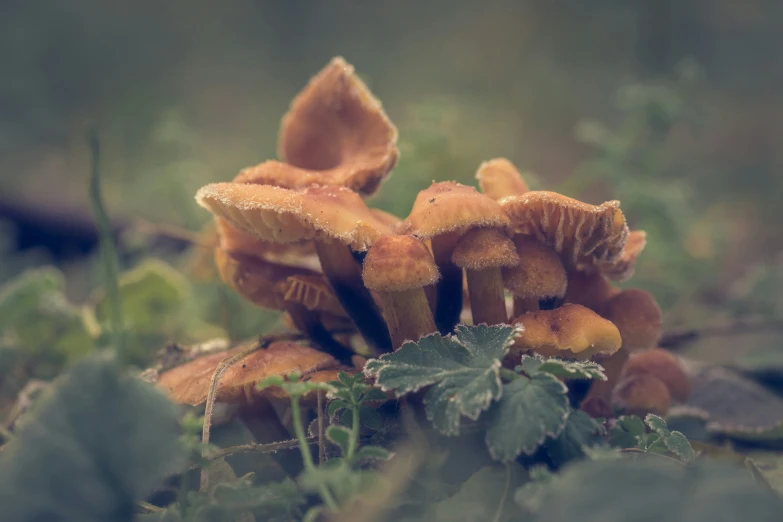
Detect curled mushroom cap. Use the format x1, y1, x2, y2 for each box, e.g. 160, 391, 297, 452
503, 236, 568, 315
400, 181, 510, 238
475, 158, 529, 201
601, 288, 662, 351
157, 341, 341, 406
500, 191, 629, 270
509, 303, 622, 361
591, 229, 647, 282
234, 57, 398, 198
612, 373, 671, 417
196, 183, 395, 251
620, 348, 691, 403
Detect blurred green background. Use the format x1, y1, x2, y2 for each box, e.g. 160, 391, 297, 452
1, 0, 782, 369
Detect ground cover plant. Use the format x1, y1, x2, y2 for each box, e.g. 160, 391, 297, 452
2, 57, 783, 522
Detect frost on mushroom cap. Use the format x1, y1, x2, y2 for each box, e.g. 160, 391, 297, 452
511, 303, 622, 360
400, 181, 510, 238
157, 341, 340, 406
589, 229, 647, 282
620, 348, 691, 403
215, 217, 319, 271
280, 273, 345, 315
234, 57, 398, 198
196, 183, 395, 251
475, 158, 529, 201
502, 237, 567, 301
500, 191, 629, 270
452, 228, 520, 270
602, 288, 662, 351
215, 247, 316, 310
362, 235, 440, 293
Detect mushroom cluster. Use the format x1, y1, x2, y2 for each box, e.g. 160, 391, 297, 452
159, 57, 686, 419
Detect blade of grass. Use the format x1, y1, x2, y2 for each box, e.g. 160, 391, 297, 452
87, 127, 124, 355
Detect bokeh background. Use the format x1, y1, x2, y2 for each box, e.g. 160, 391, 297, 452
2, 0, 782, 370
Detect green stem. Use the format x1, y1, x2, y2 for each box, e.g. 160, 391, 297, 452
499, 368, 521, 382
346, 401, 360, 462
87, 128, 124, 355
291, 394, 339, 512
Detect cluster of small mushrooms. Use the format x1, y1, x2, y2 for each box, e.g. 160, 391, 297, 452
157, 57, 690, 423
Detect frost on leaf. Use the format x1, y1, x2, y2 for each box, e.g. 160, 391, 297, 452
486, 373, 570, 461
365, 324, 521, 435
546, 410, 607, 466
520, 355, 606, 381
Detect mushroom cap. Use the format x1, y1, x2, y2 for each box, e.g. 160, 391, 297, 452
452, 228, 520, 271
611, 373, 671, 417
565, 271, 620, 313
590, 229, 647, 282
362, 235, 440, 293
620, 348, 691, 403
280, 273, 345, 315
579, 396, 614, 419
215, 217, 319, 271
214, 247, 316, 310
601, 288, 662, 351
475, 158, 529, 201
234, 57, 398, 197
399, 181, 510, 239
502, 237, 567, 301
500, 191, 629, 270
510, 303, 622, 360
157, 341, 340, 406
196, 183, 395, 251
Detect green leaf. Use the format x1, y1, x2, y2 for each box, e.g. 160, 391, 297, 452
298, 462, 380, 505
0, 267, 65, 328
514, 465, 555, 514
327, 399, 350, 418
185, 478, 305, 522
355, 445, 393, 462
430, 465, 526, 522
326, 425, 352, 456
609, 415, 647, 449
0, 354, 186, 522
520, 355, 606, 381
359, 405, 382, 430
546, 410, 607, 466
365, 324, 521, 435
645, 414, 695, 463
485, 373, 570, 461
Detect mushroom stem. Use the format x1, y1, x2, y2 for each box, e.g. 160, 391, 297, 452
583, 349, 629, 403
430, 231, 464, 335
376, 289, 436, 349
513, 297, 540, 317
314, 240, 392, 353
466, 268, 507, 325
285, 303, 355, 366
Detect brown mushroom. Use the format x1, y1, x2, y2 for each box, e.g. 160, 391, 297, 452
234, 57, 398, 198
362, 235, 439, 349
400, 181, 510, 334
564, 271, 620, 313
216, 217, 319, 271
502, 236, 568, 317
588, 229, 647, 282
611, 373, 671, 418
619, 348, 691, 403
508, 303, 622, 362
500, 191, 629, 272
452, 228, 519, 325
196, 183, 395, 352
475, 158, 529, 201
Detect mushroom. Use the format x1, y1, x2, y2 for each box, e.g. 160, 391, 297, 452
400, 181, 510, 334
216, 217, 319, 271
451, 228, 519, 325
234, 57, 398, 198
502, 236, 568, 317
362, 235, 439, 349
508, 303, 622, 362
619, 348, 691, 403
589, 229, 647, 282
611, 372, 671, 418
475, 158, 529, 201
500, 191, 629, 272
196, 183, 395, 352
565, 271, 620, 313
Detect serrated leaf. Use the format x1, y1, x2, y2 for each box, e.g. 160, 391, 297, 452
365, 325, 520, 436
0, 354, 186, 522
546, 410, 607, 466
609, 415, 647, 449
355, 445, 393, 461
645, 414, 695, 463
327, 399, 350, 417
326, 425, 352, 456
486, 373, 569, 461
520, 355, 606, 381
